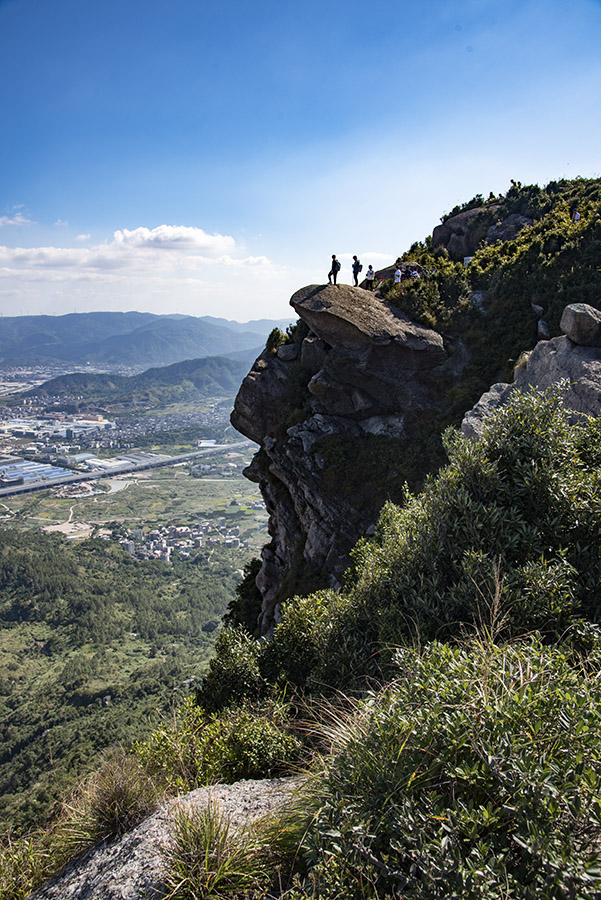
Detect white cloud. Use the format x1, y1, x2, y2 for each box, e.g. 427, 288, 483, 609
0, 212, 34, 227
54, 219, 69, 227
0, 225, 273, 278
0, 223, 295, 319
113, 225, 236, 255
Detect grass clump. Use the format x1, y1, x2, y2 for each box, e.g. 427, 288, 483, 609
53, 749, 160, 858
0, 832, 54, 900
0, 749, 159, 900
161, 799, 271, 900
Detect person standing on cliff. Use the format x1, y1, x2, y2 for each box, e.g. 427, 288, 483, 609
352, 255, 362, 286
365, 265, 375, 290
328, 255, 341, 285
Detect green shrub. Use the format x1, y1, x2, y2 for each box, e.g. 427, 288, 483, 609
265, 328, 287, 354
234, 389, 601, 695
223, 558, 263, 634
136, 698, 301, 792
196, 626, 267, 713
289, 638, 601, 899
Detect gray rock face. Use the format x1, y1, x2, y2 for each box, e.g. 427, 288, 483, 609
431, 206, 531, 260
28, 779, 297, 900
230, 352, 293, 444
231, 284, 468, 632
461, 333, 601, 439
486, 213, 533, 244
560, 302, 601, 347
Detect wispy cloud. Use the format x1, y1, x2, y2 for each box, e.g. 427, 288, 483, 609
0, 212, 34, 227
75, 233, 91, 241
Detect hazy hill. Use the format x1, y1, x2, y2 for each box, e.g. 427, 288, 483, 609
0, 311, 292, 370
28, 355, 250, 406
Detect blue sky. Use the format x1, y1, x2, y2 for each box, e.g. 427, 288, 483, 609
1, 0, 601, 321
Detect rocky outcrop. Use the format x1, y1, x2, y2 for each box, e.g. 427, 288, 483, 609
486, 212, 533, 245
432, 205, 532, 260
560, 302, 601, 346
232, 284, 469, 633
462, 303, 601, 438
28, 778, 297, 900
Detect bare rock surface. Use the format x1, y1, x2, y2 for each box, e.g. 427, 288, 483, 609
431, 205, 532, 260
290, 284, 445, 365
560, 302, 601, 347
486, 212, 533, 245
28, 778, 298, 900
462, 333, 601, 439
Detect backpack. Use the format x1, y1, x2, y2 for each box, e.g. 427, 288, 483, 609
333, 259, 341, 272
358, 264, 363, 272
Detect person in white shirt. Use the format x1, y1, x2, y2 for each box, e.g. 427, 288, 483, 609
365, 265, 375, 290
394, 267, 402, 284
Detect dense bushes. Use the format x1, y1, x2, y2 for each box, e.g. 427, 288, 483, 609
287, 638, 601, 899
201, 388, 601, 703
136, 697, 301, 792
383, 177, 601, 391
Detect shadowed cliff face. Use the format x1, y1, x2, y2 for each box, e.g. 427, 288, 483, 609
231, 284, 468, 634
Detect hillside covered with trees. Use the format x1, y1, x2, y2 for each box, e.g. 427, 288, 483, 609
26, 355, 250, 410
0, 530, 242, 830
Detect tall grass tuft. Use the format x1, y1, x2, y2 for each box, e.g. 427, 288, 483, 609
161, 798, 271, 900
0, 831, 53, 900
53, 749, 161, 859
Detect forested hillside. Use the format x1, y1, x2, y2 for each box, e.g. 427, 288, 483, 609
0, 529, 241, 829
26, 355, 249, 409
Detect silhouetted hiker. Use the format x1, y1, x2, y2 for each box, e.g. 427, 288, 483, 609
352, 255, 362, 286
328, 255, 341, 285
365, 265, 375, 290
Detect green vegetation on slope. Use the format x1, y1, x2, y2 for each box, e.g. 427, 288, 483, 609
0, 530, 244, 830
386, 178, 601, 386
306, 177, 601, 517
133, 388, 601, 899
25, 355, 248, 411
204, 388, 601, 699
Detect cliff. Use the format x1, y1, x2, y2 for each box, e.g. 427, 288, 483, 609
231, 178, 601, 632
16, 177, 601, 900
231, 283, 469, 632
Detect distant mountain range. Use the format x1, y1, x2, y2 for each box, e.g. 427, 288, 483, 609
0, 311, 293, 370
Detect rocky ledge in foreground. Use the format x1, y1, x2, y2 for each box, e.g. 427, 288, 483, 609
28, 778, 297, 900
232, 283, 470, 633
